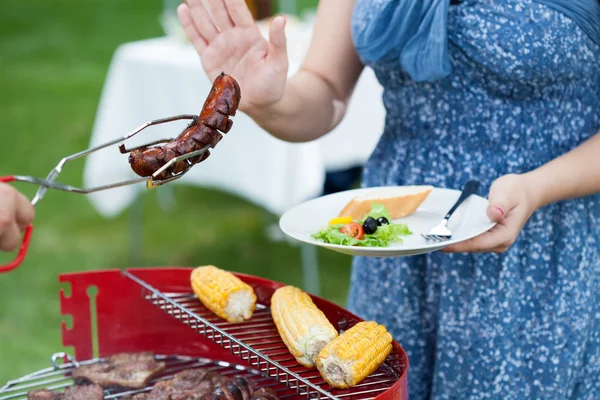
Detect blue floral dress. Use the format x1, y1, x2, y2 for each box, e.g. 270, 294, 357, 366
347, 1, 600, 399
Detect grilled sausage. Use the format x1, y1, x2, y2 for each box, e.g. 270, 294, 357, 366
127, 72, 241, 180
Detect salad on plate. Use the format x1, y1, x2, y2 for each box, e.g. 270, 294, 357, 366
311, 203, 412, 247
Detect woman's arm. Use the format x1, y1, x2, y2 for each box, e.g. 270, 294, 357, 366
247, 0, 364, 142
525, 130, 600, 208
444, 129, 600, 253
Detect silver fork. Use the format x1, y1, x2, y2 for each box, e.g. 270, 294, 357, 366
421, 180, 480, 241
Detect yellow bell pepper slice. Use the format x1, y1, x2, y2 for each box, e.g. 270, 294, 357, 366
329, 216, 353, 226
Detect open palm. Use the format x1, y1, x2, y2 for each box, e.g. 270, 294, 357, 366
178, 0, 289, 112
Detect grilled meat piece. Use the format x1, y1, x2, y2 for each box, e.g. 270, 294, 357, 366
170, 368, 211, 389
130, 382, 171, 399
125, 72, 241, 180
203, 386, 227, 400
28, 389, 61, 400
231, 377, 252, 400
249, 388, 278, 400
131, 369, 217, 400
219, 379, 251, 400
63, 384, 105, 400
28, 384, 104, 400
200, 380, 276, 400
168, 370, 220, 400
72, 352, 166, 389
130, 369, 274, 400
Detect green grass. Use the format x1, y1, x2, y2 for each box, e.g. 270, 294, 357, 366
0, 0, 353, 384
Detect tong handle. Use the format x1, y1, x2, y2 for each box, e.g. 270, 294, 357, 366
0, 175, 34, 273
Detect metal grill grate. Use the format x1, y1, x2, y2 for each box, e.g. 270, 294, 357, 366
0, 353, 291, 400
123, 271, 405, 400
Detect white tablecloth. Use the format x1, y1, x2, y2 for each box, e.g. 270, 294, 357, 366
83, 22, 385, 218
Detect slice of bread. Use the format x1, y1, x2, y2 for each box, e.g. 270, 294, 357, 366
337, 185, 433, 220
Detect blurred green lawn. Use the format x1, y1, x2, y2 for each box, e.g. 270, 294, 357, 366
0, 0, 354, 383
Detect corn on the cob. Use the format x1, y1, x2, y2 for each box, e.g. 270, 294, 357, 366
316, 321, 392, 388
190, 265, 257, 323
270, 286, 338, 368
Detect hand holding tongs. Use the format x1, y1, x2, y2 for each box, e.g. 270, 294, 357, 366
0, 114, 210, 273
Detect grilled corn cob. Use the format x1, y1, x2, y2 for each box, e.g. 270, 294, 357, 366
316, 321, 392, 388
271, 286, 338, 368
190, 265, 257, 323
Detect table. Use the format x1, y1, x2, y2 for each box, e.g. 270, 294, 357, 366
82, 19, 385, 292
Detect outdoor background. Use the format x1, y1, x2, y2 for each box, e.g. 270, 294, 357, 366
0, 0, 355, 383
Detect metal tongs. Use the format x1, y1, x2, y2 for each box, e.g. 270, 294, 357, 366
0, 114, 211, 273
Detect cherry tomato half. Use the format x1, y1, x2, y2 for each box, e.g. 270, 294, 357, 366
340, 222, 364, 240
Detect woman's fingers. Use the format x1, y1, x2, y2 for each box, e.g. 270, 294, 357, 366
0, 220, 21, 252
441, 222, 516, 253
267, 15, 287, 69
441, 202, 528, 253
178, 3, 208, 54
0, 184, 33, 252
186, 0, 219, 42
208, 0, 234, 31
14, 191, 34, 231
224, 0, 255, 27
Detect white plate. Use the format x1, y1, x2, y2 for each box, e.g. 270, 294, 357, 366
279, 186, 496, 257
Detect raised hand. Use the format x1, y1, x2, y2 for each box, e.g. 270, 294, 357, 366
178, 0, 289, 113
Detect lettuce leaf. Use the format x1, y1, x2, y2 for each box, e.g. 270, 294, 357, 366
363, 202, 392, 222
311, 224, 362, 246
